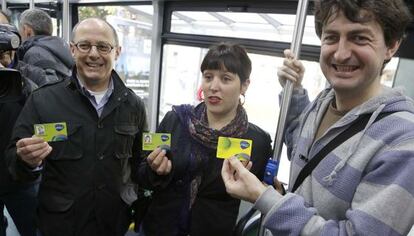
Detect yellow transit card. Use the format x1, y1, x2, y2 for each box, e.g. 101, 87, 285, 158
142, 132, 171, 151
34, 122, 68, 142
216, 137, 252, 161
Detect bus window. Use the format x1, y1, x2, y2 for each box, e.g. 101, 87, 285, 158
381, 57, 400, 87
394, 58, 414, 99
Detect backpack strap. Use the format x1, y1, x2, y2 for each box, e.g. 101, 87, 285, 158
291, 112, 394, 192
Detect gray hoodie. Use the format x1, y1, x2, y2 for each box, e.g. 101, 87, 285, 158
17, 35, 74, 86
255, 86, 414, 235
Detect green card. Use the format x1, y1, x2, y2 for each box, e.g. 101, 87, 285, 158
142, 132, 171, 151
34, 122, 68, 142
216, 137, 252, 161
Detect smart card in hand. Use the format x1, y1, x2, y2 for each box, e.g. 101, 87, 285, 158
216, 136, 252, 161
34, 122, 68, 142
142, 132, 171, 151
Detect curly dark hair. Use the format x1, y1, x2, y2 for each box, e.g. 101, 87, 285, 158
314, 0, 413, 46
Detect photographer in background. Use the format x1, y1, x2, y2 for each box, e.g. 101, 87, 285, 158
17, 8, 74, 86
0, 10, 38, 236
0, 10, 16, 69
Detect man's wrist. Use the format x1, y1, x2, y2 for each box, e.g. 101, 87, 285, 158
252, 184, 268, 202
253, 186, 283, 215
18, 155, 42, 170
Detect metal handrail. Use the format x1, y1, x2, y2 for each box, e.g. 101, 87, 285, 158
1, 0, 7, 12
259, 0, 309, 235
62, 0, 70, 42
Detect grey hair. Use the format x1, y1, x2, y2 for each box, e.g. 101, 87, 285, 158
19, 8, 53, 36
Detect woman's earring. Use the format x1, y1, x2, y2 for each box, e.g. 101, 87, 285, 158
197, 87, 204, 101
239, 94, 245, 106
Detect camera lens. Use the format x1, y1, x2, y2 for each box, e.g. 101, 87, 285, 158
10, 34, 20, 49
0, 31, 20, 50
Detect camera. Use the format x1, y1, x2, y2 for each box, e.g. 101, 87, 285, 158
0, 23, 20, 51
0, 24, 22, 101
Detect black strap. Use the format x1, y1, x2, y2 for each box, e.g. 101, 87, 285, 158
291, 112, 393, 192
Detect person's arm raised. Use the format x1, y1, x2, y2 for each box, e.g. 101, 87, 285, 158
277, 49, 305, 89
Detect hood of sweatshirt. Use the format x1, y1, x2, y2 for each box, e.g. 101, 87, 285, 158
17, 35, 74, 69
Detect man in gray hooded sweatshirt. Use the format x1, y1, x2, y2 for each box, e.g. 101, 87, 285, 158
222, 0, 414, 235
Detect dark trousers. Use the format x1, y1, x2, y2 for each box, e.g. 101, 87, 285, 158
0, 183, 39, 236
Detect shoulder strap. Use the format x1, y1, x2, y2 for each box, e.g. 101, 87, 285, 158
291, 112, 393, 192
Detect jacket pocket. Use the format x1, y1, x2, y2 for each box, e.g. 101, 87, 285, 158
114, 124, 139, 159
39, 190, 74, 213
48, 123, 83, 160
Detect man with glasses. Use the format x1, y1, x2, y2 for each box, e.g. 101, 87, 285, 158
6, 18, 147, 236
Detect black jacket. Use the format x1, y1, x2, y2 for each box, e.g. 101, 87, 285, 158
17, 35, 74, 86
135, 110, 272, 236
0, 69, 37, 191
6, 70, 147, 236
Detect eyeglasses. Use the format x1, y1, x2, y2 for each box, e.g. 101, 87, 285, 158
73, 42, 114, 55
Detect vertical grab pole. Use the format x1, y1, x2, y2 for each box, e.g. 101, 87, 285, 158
62, 0, 70, 42
1, 0, 7, 13
29, 0, 35, 9
148, 1, 164, 132
272, 0, 309, 163
259, 0, 309, 235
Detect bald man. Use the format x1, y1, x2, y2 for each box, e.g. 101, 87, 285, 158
6, 18, 147, 236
